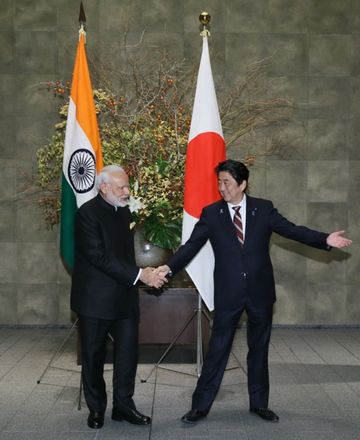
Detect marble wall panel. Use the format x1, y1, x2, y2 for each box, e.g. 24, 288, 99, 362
308, 119, 347, 161
268, 0, 308, 33
307, 161, 349, 203
307, 0, 351, 34
265, 160, 307, 202
0, 0, 358, 325
309, 35, 351, 77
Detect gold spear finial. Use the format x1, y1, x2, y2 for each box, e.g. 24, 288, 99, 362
199, 11, 211, 37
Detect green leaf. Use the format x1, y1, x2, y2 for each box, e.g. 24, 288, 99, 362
142, 217, 182, 250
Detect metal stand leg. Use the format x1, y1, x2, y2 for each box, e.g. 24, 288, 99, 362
37, 318, 79, 384
36, 318, 118, 412
140, 293, 210, 382
196, 293, 204, 377
78, 371, 83, 410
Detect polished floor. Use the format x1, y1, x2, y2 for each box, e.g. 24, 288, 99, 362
0, 327, 360, 439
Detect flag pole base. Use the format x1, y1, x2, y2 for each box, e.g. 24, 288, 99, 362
139, 291, 210, 382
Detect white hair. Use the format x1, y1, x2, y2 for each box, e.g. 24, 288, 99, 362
96, 164, 126, 191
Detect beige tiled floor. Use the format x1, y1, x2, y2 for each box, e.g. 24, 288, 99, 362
1, 327, 360, 439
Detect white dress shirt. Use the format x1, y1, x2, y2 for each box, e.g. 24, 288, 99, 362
227, 194, 247, 241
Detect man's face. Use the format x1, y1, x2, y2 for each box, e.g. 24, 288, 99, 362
218, 171, 247, 205
101, 171, 130, 207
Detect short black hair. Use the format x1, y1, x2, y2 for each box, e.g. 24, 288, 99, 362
215, 159, 249, 185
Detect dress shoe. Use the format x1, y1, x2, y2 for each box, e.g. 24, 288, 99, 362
87, 411, 104, 429
181, 409, 208, 424
250, 407, 279, 422
112, 408, 151, 425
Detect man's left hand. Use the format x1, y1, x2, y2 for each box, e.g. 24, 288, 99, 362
326, 230, 352, 248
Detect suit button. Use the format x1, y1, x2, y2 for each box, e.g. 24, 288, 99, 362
240, 272, 247, 279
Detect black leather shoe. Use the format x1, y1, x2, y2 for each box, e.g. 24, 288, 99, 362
181, 409, 208, 424
250, 407, 279, 422
112, 408, 151, 425
87, 411, 104, 429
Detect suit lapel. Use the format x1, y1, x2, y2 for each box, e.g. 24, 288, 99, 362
217, 197, 260, 247
218, 200, 236, 239
244, 196, 258, 249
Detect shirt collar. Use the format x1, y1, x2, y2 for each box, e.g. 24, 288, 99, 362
98, 193, 125, 212
227, 193, 247, 210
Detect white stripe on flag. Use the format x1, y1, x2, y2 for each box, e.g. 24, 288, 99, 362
63, 97, 98, 207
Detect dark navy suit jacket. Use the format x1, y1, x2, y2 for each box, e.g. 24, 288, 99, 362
168, 196, 329, 310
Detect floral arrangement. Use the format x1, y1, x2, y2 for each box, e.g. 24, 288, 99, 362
37, 61, 190, 249
36, 41, 296, 250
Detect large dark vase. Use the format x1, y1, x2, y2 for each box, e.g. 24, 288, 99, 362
134, 228, 193, 287
134, 228, 172, 267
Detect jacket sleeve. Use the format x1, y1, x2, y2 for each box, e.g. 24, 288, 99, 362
75, 207, 139, 286
167, 210, 210, 275
269, 203, 330, 250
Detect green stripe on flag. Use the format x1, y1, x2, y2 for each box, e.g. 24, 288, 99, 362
60, 174, 77, 270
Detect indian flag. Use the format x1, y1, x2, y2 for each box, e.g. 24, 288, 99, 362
182, 35, 226, 311
60, 30, 103, 270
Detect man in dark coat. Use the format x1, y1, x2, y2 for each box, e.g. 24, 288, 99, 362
158, 159, 352, 424
71, 164, 167, 429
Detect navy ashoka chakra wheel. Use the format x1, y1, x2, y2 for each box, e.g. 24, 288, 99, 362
68, 149, 96, 193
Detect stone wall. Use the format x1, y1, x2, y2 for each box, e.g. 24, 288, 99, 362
0, 0, 358, 325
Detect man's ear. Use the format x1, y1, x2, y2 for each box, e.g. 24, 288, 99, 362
99, 182, 107, 196
240, 180, 247, 192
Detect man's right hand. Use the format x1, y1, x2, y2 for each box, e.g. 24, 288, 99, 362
154, 265, 171, 277
139, 267, 168, 289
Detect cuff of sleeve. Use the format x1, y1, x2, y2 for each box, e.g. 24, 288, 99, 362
134, 268, 141, 285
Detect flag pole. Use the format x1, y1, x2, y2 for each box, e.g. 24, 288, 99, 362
139, 12, 218, 382
38, 1, 97, 391
196, 293, 203, 377
195, 11, 211, 378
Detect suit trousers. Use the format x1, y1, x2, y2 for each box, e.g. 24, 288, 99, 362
191, 300, 273, 413
78, 314, 139, 414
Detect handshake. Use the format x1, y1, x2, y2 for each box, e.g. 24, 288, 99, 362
139, 265, 171, 289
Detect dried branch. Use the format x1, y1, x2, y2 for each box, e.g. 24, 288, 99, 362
35, 32, 298, 243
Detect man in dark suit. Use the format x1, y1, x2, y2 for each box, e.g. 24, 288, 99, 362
158, 159, 352, 424
71, 164, 167, 429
